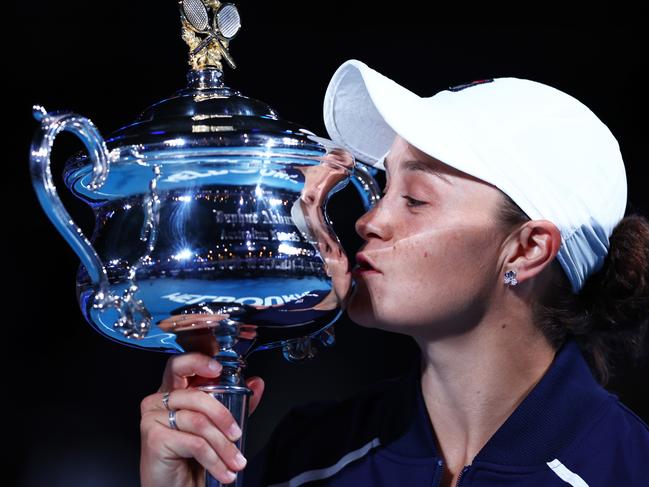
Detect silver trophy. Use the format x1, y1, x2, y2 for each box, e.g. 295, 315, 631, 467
28, 1, 381, 486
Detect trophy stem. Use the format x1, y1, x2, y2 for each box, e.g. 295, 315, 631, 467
200, 383, 252, 486
198, 314, 253, 486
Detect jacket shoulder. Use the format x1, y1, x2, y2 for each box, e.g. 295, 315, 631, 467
613, 396, 649, 433
558, 393, 649, 485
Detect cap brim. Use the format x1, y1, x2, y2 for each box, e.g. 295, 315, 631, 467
324, 59, 418, 170
322, 59, 496, 188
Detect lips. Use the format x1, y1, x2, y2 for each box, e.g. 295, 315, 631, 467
354, 252, 380, 273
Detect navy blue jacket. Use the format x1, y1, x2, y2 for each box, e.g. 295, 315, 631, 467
243, 337, 649, 486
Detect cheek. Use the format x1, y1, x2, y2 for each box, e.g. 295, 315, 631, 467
424, 227, 492, 278
353, 225, 497, 327
390, 227, 474, 283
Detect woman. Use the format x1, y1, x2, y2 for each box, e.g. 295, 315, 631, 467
139, 60, 649, 486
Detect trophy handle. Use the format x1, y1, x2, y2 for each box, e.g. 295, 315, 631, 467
350, 161, 382, 211
29, 104, 113, 300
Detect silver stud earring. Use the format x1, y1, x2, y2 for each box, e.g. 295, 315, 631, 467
504, 269, 518, 286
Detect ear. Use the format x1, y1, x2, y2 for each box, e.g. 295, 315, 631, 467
503, 220, 562, 286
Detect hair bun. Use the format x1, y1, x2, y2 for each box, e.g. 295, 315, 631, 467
586, 213, 649, 321
576, 213, 649, 383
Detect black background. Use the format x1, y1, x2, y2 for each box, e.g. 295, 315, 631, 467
11, 1, 648, 485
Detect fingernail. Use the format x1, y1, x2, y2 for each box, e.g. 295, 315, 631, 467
228, 423, 242, 441
235, 452, 247, 468
208, 360, 221, 372
225, 470, 237, 482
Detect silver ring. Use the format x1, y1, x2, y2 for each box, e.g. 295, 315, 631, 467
162, 391, 171, 410
168, 409, 179, 430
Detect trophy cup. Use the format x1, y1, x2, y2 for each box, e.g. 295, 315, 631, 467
28, 1, 381, 485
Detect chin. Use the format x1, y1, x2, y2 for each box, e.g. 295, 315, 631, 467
345, 287, 376, 327
346, 301, 368, 326
346, 293, 425, 337
346, 295, 396, 332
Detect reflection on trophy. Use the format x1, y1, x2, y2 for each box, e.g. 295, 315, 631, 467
28, 1, 381, 485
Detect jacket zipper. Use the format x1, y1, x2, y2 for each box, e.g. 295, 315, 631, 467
433, 459, 444, 486
456, 465, 470, 486
434, 459, 470, 487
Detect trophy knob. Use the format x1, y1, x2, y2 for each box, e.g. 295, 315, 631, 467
179, 0, 241, 73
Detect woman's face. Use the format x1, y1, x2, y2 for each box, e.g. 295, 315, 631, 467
347, 135, 509, 339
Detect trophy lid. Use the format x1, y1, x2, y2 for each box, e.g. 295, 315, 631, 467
105, 68, 323, 155
91, 1, 328, 162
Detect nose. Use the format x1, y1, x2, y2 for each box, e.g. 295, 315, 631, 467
355, 198, 391, 242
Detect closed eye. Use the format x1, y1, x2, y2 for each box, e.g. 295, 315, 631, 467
381, 188, 425, 208
402, 195, 425, 207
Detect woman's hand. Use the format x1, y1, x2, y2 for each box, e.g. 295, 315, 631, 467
139, 352, 265, 487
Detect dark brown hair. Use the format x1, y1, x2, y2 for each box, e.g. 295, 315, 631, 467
496, 192, 649, 387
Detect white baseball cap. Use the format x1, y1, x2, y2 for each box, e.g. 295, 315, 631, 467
323, 59, 628, 294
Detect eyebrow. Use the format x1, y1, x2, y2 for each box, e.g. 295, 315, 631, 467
384, 156, 451, 184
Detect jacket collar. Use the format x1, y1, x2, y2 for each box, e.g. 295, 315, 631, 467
378, 336, 612, 466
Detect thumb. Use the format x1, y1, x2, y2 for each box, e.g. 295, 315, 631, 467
245, 376, 265, 416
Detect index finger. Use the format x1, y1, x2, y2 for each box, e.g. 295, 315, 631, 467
159, 352, 223, 392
